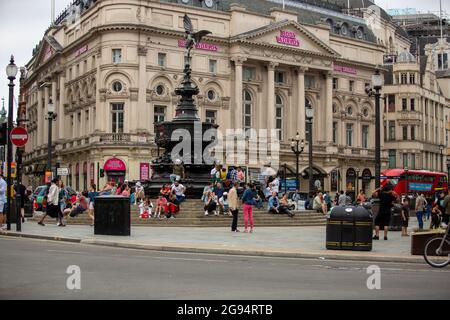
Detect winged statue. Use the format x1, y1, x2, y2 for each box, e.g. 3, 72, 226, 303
183, 14, 212, 60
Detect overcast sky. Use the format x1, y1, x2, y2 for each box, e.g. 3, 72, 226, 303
0, 0, 448, 119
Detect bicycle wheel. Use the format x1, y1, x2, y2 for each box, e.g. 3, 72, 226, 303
424, 236, 450, 268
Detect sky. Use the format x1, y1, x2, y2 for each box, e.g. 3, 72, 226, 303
0, 0, 448, 119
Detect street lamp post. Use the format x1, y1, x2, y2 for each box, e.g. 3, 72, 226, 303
439, 145, 444, 173
5, 56, 18, 231
291, 132, 305, 191
366, 69, 384, 190
356, 168, 360, 201
306, 103, 314, 194
405, 166, 409, 196
0, 99, 6, 174
45, 100, 57, 180
447, 159, 450, 186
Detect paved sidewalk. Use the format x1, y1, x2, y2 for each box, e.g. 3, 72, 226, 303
0, 220, 432, 263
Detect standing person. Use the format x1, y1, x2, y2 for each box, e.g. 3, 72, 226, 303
14, 182, 27, 223
313, 192, 323, 212
430, 202, 442, 230
415, 193, 427, 230
58, 183, 68, 224
442, 190, 450, 228
228, 182, 239, 232
424, 197, 432, 222
227, 166, 237, 183
87, 184, 98, 226
323, 191, 332, 213
241, 183, 257, 233
357, 190, 366, 205
373, 184, 397, 240
400, 198, 410, 236
338, 190, 347, 206
271, 176, 280, 195
38, 178, 61, 227
0, 174, 7, 229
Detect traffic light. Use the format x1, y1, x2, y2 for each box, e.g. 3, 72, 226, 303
0, 123, 7, 145
100, 169, 105, 178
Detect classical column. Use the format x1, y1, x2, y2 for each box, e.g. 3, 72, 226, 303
325, 73, 333, 144
267, 62, 278, 131
58, 75, 65, 140
297, 67, 307, 141
37, 88, 43, 147
44, 85, 50, 146
231, 56, 246, 129
138, 45, 148, 133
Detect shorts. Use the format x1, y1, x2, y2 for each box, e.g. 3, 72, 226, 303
89, 202, 94, 210
70, 206, 86, 218
402, 218, 409, 228
0, 201, 4, 214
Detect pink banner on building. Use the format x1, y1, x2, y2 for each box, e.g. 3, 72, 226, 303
75, 45, 88, 58
104, 158, 126, 172
276, 30, 300, 47
333, 64, 357, 75
140, 163, 150, 181
178, 40, 218, 52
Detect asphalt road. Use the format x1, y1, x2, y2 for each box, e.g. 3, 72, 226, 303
1, 236, 449, 300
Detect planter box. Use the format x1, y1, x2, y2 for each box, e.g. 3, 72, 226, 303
411, 229, 445, 255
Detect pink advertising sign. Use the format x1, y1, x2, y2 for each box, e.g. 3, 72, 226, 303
75, 45, 88, 58
140, 163, 150, 181
333, 64, 357, 75
178, 40, 218, 52
276, 30, 300, 47
104, 158, 126, 172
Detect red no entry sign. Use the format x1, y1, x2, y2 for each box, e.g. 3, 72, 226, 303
10, 127, 29, 147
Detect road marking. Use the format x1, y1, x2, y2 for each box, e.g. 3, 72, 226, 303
47, 250, 85, 255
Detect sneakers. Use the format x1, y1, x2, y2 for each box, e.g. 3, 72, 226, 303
204, 210, 209, 216
384, 236, 388, 240
441, 222, 448, 229
372, 235, 379, 240
57, 223, 66, 227
38, 221, 45, 226
1, 224, 6, 230
213, 211, 218, 216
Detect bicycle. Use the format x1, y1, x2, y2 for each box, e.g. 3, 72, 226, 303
423, 223, 450, 268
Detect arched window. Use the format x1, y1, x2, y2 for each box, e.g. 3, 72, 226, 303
243, 90, 252, 131
275, 94, 284, 140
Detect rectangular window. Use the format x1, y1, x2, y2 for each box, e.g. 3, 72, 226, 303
388, 121, 396, 140
84, 60, 87, 74
410, 73, 415, 84
362, 125, 369, 149
111, 103, 124, 133
411, 126, 415, 140
275, 71, 285, 83
346, 123, 353, 147
158, 53, 166, 67
403, 153, 408, 168
389, 150, 396, 168
243, 102, 252, 131
76, 64, 79, 78
425, 99, 428, 114
402, 98, 407, 111
438, 53, 448, 70
209, 59, 217, 74
333, 78, 338, 90
401, 73, 407, 84
333, 122, 337, 144
154, 105, 166, 124
112, 49, 122, 64
305, 75, 315, 88
243, 67, 256, 81
349, 80, 354, 92
275, 104, 283, 140
205, 110, 217, 124
403, 126, 408, 140
411, 153, 416, 170
85, 110, 89, 122
410, 98, 415, 111
388, 95, 395, 112
69, 68, 72, 80
425, 124, 428, 141
92, 55, 96, 69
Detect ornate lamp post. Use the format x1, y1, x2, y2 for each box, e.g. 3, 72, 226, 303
404, 166, 409, 196
366, 69, 384, 190
356, 167, 361, 200
6, 56, 18, 231
439, 144, 444, 173
0, 98, 6, 173
305, 103, 314, 194
291, 132, 305, 191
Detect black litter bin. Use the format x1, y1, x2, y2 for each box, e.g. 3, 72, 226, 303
94, 196, 130, 236
389, 204, 402, 231
326, 206, 373, 251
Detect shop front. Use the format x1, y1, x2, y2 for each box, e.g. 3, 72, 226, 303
346, 168, 357, 201
361, 169, 372, 195
104, 158, 126, 184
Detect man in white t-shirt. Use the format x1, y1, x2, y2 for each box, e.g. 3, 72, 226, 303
171, 181, 186, 203
271, 177, 280, 194
0, 174, 7, 229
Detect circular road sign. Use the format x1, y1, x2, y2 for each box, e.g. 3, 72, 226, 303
10, 127, 29, 147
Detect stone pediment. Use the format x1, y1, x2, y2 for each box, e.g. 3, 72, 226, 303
34, 35, 63, 69
231, 20, 339, 59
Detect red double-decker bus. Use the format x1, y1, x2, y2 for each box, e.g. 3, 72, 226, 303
380, 169, 448, 196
